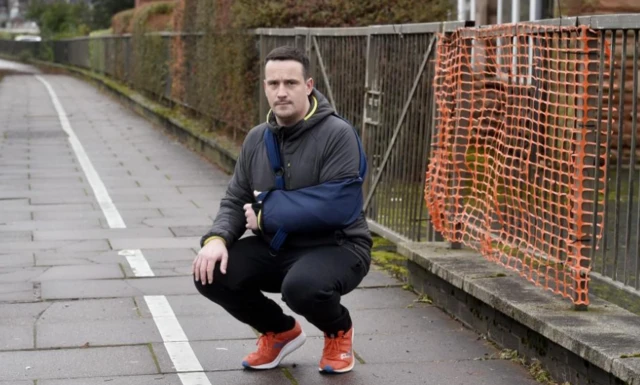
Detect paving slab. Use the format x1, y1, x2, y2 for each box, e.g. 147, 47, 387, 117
38, 298, 139, 322
35, 264, 124, 281
359, 268, 404, 288
0, 323, 34, 350
109, 201, 198, 210
0, 219, 103, 231
35, 250, 123, 266
303, 329, 494, 364
0, 282, 36, 302
39, 374, 183, 385
0, 267, 48, 282
160, 294, 229, 317
177, 314, 257, 341
33, 228, 173, 241
109, 237, 200, 250
136, 249, 196, 262
36, 319, 162, 348
0, 254, 33, 268
169, 226, 213, 237
114, 208, 165, 221
0, 211, 32, 222
142, 216, 214, 228
203, 370, 289, 385
0, 302, 50, 319
40, 279, 141, 300
32, 210, 103, 221
158, 208, 213, 219
0, 231, 32, 242
154, 340, 256, 372
1, 240, 111, 253
0, 346, 158, 381
4, 204, 94, 213
126, 276, 199, 296
284, 359, 539, 385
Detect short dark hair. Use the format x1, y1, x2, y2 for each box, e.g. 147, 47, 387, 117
264, 46, 310, 79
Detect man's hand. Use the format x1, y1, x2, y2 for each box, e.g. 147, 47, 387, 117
244, 203, 258, 230
192, 238, 228, 285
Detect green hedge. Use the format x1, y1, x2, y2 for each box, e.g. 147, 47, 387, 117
67, 0, 454, 141
164, 0, 454, 140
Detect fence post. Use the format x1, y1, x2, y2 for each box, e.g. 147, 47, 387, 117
450, 23, 474, 250
572, 25, 603, 310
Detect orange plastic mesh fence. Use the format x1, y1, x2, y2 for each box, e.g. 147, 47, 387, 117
425, 24, 611, 305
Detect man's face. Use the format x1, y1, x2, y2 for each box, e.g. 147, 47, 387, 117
264, 60, 313, 126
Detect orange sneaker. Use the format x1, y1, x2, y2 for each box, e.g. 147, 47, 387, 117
242, 321, 306, 370
319, 327, 355, 373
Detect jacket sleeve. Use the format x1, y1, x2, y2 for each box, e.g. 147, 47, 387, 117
200, 139, 255, 247
259, 125, 365, 234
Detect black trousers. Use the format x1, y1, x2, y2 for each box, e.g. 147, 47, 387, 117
194, 236, 369, 336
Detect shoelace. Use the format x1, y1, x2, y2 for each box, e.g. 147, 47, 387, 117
323, 334, 348, 359
256, 333, 276, 353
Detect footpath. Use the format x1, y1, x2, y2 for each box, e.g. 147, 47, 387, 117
0, 58, 541, 384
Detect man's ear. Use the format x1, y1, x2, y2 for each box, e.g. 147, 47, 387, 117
306, 77, 314, 95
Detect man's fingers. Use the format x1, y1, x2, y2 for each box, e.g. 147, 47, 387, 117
220, 251, 228, 274
199, 257, 208, 285
206, 258, 215, 284
193, 256, 201, 282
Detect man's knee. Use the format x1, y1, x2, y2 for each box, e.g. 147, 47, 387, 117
193, 276, 227, 302
281, 276, 333, 314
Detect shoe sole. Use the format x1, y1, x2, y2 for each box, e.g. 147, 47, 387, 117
319, 328, 355, 374
242, 331, 306, 370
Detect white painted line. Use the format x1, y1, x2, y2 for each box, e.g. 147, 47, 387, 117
118, 249, 155, 277
166, 342, 205, 371
145, 296, 210, 384
178, 372, 212, 384
144, 296, 189, 341
35, 75, 126, 229
37, 76, 210, 385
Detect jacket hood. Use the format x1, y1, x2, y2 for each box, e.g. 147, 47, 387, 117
266, 88, 334, 140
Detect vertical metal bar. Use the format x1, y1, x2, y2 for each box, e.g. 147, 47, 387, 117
450, 31, 474, 250
601, 31, 617, 276
259, 33, 267, 122
628, 30, 640, 288
458, 0, 466, 21
590, 32, 606, 268
512, 0, 520, 83
619, 30, 638, 285
361, 31, 372, 217
528, 0, 537, 85
496, 0, 503, 73
613, 31, 628, 282
470, 0, 476, 20
312, 36, 337, 110
571, 26, 599, 309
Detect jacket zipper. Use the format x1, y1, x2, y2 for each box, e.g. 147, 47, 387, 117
279, 132, 287, 189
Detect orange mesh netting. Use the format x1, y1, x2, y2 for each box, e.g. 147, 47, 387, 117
425, 24, 611, 305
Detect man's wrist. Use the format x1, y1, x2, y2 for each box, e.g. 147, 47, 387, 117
203, 236, 226, 246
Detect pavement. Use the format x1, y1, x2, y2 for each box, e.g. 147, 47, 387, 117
0, 60, 541, 385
